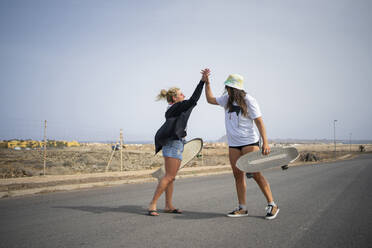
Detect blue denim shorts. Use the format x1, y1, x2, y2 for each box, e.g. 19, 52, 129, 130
162, 139, 185, 160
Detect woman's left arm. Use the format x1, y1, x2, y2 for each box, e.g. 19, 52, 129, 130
188, 80, 205, 105
168, 80, 205, 116
254, 117, 271, 155
169, 69, 209, 115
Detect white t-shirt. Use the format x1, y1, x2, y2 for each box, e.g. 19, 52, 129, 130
216, 94, 262, 146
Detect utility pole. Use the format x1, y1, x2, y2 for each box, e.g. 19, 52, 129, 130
120, 129, 123, 171
106, 129, 125, 172
349, 132, 352, 152
333, 120, 337, 156
43, 120, 47, 176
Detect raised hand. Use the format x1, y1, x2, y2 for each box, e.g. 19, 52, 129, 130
201, 68, 211, 83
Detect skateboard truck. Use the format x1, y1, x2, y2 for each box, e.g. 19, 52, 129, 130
246, 173, 254, 179
281, 165, 289, 170
246, 165, 289, 178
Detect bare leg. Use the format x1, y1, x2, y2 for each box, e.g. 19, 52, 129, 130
252, 172, 274, 203
241, 145, 274, 203
229, 148, 246, 205
165, 180, 175, 210
148, 157, 181, 214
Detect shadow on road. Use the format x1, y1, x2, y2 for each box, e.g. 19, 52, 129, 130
171, 210, 226, 220
53, 205, 236, 220
172, 212, 266, 220
53, 205, 147, 216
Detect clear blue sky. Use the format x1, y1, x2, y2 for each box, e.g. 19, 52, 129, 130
1, 0, 371, 142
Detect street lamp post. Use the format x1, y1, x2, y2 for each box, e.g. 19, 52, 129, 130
349, 132, 352, 152
333, 120, 338, 156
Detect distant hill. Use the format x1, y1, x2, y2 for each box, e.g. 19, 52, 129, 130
215, 135, 372, 144
217, 135, 228, 143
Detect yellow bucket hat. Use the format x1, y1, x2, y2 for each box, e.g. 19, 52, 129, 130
224, 74, 244, 90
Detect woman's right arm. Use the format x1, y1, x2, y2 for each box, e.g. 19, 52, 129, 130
254, 117, 271, 155
203, 69, 218, 105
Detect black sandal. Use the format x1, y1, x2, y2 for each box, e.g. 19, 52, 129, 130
147, 210, 159, 216
164, 208, 183, 214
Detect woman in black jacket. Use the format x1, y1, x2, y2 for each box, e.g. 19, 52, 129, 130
148, 70, 208, 216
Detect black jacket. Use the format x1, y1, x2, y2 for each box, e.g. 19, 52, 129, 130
154, 80, 205, 154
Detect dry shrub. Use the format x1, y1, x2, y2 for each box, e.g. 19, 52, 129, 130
299, 152, 320, 162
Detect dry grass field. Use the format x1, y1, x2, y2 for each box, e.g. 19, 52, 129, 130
0, 142, 371, 179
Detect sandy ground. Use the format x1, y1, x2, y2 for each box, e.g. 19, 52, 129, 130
0, 143, 371, 198
0, 143, 372, 179
0, 143, 229, 178
0, 143, 370, 179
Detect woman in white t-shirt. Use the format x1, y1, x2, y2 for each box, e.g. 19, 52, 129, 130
204, 69, 279, 220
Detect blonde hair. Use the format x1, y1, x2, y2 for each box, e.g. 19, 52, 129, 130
157, 87, 180, 103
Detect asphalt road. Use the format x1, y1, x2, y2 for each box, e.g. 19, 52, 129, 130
1, 154, 372, 248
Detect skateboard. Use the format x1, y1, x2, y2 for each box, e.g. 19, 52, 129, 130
151, 138, 203, 180
236, 147, 299, 173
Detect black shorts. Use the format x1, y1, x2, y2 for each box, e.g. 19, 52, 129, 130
229, 141, 260, 151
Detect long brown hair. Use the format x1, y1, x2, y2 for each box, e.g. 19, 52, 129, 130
225, 86, 248, 117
